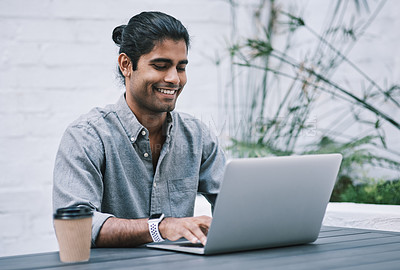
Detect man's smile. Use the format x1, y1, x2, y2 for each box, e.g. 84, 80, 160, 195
156, 88, 178, 95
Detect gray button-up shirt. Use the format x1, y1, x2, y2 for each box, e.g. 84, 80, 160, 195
53, 94, 226, 245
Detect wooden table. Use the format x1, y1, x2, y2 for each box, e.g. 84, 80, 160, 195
2, 226, 400, 270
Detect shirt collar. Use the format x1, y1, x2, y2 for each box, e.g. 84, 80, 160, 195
114, 93, 174, 143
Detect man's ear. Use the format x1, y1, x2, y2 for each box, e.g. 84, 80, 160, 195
118, 53, 132, 77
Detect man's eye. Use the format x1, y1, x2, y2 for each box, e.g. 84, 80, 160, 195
177, 66, 186, 71
153, 64, 167, 70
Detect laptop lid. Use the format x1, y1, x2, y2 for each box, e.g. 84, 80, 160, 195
147, 153, 342, 255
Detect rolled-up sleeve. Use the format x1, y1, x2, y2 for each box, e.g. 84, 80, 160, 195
52, 123, 114, 246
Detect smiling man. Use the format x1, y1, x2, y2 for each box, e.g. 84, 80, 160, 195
53, 12, 226, 248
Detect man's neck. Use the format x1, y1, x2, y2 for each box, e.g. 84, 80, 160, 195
125, 96, 167, 136
135, 111, 167, 136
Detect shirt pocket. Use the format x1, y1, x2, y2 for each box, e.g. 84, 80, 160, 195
168, 177, 198, 217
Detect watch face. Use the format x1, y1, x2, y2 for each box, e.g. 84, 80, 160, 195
149, 213, 163, 219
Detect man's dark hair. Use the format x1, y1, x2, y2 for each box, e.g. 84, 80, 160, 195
112, 11, 190, 84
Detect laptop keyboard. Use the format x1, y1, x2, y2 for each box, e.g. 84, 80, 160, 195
178, 242, 204, 248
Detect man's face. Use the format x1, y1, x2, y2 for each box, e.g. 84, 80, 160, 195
126, 39, 188, 116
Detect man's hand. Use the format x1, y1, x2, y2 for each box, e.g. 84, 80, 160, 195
158, 215, 211, 245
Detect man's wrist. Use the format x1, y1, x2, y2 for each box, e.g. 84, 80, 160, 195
158, 217, 168, 239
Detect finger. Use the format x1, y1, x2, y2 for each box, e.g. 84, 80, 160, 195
188, 223, 208, 245
182, 229, 200, 244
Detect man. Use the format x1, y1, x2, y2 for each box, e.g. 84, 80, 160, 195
53, 11, 226, 247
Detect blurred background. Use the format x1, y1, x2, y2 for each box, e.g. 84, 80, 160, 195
0, 0, 399, 257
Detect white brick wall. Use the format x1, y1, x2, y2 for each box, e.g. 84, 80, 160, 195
1, 0, 399, 257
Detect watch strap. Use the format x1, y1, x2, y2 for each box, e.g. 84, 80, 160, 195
148, 214, 165, 242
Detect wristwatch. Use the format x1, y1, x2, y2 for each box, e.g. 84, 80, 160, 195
147, 213, 165, 242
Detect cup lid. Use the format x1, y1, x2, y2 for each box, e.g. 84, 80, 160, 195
54, 206, 93, 219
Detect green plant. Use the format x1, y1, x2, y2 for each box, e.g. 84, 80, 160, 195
331, 178, 400, 205
219, 0, 400, 203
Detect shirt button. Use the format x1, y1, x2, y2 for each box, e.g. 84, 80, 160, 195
153, 182, 157, 188
130, 137, 135, 142
141, 130, 146, 136
143, 152, 149, 158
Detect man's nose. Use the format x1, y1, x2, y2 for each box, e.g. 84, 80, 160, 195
164, 68, 180, 85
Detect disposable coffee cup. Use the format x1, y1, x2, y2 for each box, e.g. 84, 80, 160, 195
53, 206, 93, 263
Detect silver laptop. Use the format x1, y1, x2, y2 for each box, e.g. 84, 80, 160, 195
147, 153, 342, 255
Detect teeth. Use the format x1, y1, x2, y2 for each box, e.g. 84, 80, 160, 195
157, 88, 176, 95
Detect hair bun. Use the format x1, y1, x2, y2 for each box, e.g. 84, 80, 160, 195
112, 25, 126, 45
